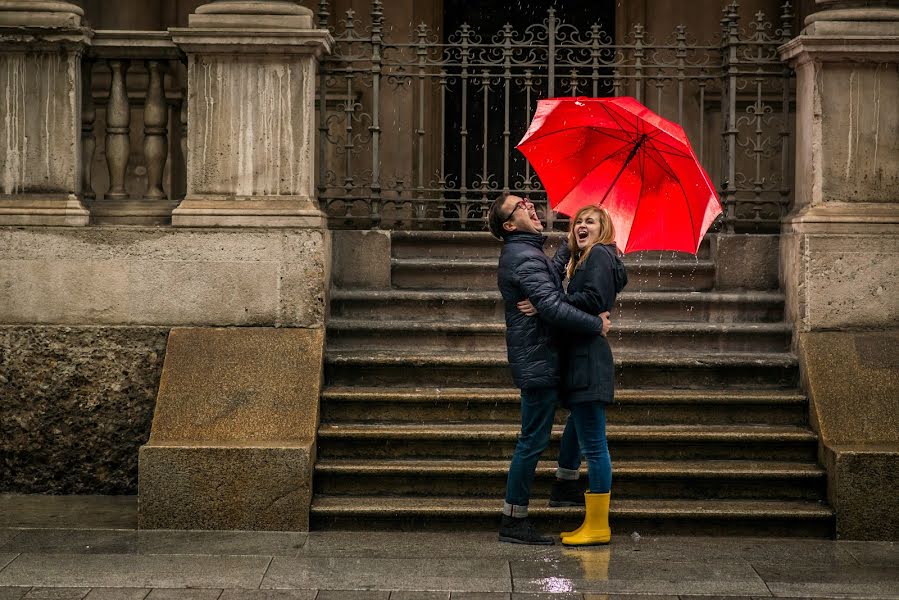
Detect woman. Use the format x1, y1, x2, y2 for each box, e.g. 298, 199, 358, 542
520, 204, 627, 545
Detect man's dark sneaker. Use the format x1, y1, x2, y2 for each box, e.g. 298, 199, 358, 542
498, 514, 554, 545
549, 478, 585, 507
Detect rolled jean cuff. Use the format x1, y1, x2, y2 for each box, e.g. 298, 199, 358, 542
502, 501, 528, 518
556, 466, 580, 481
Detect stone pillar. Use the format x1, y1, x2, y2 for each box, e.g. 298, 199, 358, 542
779, 0, 899, 540
0, 1, 92, 225
169, 0, 332, 227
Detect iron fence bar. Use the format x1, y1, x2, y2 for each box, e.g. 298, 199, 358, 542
779, 1, 793, 221
502, 24, 512, 193
590, 25, 600, 97
343, 60, 355, 200
545, 9, 556, 231
369, 0, 383, 227
634, 24, 644, 104
523, 69, 533, 196
676, 25, 686, 124
439, 67, 448, 215
416, 23, 427, 211
480, 68, 490, 205
460, 24, 470, 226
721, 2, 739, 233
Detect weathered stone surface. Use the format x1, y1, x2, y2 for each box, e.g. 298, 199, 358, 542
714, 234, 779, 290
0, 4, 92, 225
139, 327, 324, 530
782, 232, 899, 331
824, 444, 899, 540
800, 331, 899, 445
0, 326, 168, 494
799, 331, 899, 540
147, 328, 323, 444
331, 230, 391, 289
169, 18, 331, 227
139, 444, 313, 531
0, 227, 328, 328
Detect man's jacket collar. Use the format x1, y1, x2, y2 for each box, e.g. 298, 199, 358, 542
504, 231, 546, 249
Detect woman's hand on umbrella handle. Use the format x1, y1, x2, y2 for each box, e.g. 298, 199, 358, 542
517, 298, 538, 316
600, 311, 611, 336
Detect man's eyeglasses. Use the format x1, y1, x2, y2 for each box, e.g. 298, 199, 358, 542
504, 198, 532, 223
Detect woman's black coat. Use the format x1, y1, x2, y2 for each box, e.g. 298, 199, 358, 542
561, 243, 628, 405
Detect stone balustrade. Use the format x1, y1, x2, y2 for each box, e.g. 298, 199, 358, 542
85, 31, 186, 224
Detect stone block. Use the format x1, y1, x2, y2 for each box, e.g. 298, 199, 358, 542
331, 230, 391, 289
139, 327, 324, 531
781, 229, 899, 331
0, 227, 328, 328
713, 234, 780, 290
800, 331, 899, 445
824, 444, 899, 540
799, 330, 899, 541
138, 444, 314, 531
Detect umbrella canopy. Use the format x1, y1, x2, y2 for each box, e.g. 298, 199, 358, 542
517, 96, 721, 254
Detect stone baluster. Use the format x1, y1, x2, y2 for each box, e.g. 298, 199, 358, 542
105, 59, 131, 200
180, 86, 188, 176
143, 60, 168, 199
81, 59, 96, 200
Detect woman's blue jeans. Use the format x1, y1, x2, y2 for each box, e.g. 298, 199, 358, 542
557, 402, 612, 493
503, 387, 557, 516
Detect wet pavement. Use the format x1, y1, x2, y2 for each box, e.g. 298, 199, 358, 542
0, 495, 897, 599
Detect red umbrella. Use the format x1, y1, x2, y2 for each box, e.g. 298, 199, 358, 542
517, 96, 721, 254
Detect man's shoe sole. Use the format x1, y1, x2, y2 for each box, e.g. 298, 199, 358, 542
498, 535, 555, 545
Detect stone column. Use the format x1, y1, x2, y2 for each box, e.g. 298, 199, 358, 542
779, 0, 899, 540
169, 0, 332, 227
0, 1, 92, 225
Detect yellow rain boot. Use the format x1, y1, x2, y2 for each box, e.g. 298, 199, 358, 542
561, 492, 611, 546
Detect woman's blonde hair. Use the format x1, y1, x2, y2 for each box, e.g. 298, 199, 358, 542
566, 205, 616, 280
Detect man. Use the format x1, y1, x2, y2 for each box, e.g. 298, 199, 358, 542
488, 193, 611, 545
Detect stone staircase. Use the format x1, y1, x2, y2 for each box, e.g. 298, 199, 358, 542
312, 231, 835, 536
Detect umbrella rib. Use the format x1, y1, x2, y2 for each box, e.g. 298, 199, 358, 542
624, 131, 648, 253
519, 124, 637, 148
599, 102, 640, 138
645, 130, 694, 159
643, 144, 700, 247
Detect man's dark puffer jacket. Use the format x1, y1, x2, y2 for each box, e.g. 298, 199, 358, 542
497, 232, 605, 390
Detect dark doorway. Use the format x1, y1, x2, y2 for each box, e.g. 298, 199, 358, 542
441, 0, 616, 225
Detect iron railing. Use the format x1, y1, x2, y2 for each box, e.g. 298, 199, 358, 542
317, 1, 795, 233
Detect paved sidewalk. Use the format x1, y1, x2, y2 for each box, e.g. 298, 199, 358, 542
0, 495, 896, 599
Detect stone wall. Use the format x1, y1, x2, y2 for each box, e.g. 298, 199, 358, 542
0, 226, 329, 495
0, 326, 167, 494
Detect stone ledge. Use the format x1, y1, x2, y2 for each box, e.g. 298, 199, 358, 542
824, 443, 899, 540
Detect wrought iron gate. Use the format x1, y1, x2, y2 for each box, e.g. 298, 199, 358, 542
316, 1, 795, 233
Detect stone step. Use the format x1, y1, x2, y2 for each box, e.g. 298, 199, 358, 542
390, 257, 716, 291
316, 423, 818, 461
390, 230, 713, 260
314, 458, 827, 501
309, 496, 835, 537
326, 319, 792, 353
330, 289, 786, 323
324, 350, 800, 389
319, 387, 809, 426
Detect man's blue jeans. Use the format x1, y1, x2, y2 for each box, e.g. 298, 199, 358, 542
503, 387, 558, 517
556, 402, 612, 493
